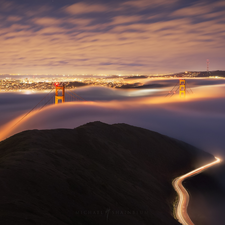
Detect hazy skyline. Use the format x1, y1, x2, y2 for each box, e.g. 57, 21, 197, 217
0, 0, 225, 74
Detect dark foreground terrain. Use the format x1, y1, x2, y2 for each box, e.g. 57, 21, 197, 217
0, 122, 214, 225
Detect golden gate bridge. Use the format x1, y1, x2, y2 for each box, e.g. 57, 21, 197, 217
165, 79, 193, 98
10, 79, 193, 130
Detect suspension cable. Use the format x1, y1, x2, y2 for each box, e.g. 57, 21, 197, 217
165, 81, 179, 97
68, 90, 86, 101
66, 91, 79, 101
9, 89, 54, 130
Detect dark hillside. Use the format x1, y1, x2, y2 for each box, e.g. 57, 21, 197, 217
197, 70, 225, 77
0, 122, 213, 225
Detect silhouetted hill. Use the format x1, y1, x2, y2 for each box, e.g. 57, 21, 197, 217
124, 76, 148, 79
0, 122, 214, 225
197, 70, 225, 77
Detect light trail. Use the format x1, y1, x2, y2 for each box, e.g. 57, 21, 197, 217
173, 157, 221, 225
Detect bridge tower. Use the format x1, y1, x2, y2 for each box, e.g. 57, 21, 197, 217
179, 79, 186, 97
207, 59, 210, 72
55, 83, 65, 104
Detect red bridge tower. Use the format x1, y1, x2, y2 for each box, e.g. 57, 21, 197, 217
55, 83, 65, 104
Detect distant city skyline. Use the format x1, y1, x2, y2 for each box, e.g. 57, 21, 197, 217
0, 0, 225, 74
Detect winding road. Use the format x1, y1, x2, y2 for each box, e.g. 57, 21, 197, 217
173, 157, 221, 225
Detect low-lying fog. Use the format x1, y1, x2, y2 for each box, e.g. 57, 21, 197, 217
1, 78, 225, 224
1, 78, 225, 156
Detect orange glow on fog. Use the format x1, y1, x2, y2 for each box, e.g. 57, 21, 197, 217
0, 114, 26, 141
1, 81, 225, 141
0, 109, 46, 141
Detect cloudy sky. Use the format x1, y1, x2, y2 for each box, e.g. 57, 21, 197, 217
1, 0, 225, 74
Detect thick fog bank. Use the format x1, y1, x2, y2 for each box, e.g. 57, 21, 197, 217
1, 79, 225, 225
